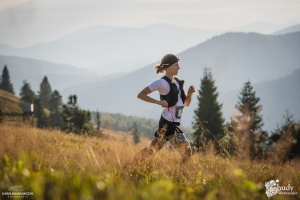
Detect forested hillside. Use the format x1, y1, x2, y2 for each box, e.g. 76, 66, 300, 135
93, 112, 194, 139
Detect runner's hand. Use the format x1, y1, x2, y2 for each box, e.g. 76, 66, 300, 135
187, 85, 196, 95
159, 100, 168, 107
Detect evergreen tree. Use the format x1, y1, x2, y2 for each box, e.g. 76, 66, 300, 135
49, 90, 63, 128
34, 97, 48, 128
0, 65, 15, 94
193, 68, 225, 144
20, 80, 35, 104
96, 109, 103, 134
132, 122, 140, 144
231, 81, 264, 159
61, 95, 92, 134
39, 76, 52, 109
232, 81, 263, 134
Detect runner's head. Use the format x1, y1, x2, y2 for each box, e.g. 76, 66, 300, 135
155, 54, 180, 74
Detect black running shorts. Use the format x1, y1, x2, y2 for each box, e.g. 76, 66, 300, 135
154, 115, 183, 138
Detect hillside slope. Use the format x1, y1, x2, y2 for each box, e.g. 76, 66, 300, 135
0, 55, 103, 93
0, 89, 22, 115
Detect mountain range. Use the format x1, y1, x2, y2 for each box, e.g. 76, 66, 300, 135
59, 31, 300, 131
0, 24, 299, 132
0, 55, 126, 93
1, 22, 299, 75
1, 21, 298, 48
0, 24, 221, 75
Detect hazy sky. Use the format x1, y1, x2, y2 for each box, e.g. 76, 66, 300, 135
1, 0, 300, 47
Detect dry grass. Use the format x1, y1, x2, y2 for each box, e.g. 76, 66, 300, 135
0, 89, 22, 115
0, 123, 299, 199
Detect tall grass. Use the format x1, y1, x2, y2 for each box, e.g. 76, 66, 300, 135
0, 123, 299, 200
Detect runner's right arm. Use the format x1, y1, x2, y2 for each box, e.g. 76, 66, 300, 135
137, 87, 168, 107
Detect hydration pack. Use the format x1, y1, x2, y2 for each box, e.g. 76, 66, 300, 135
160, 76, 186, 107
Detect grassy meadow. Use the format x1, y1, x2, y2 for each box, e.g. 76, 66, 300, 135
0, 122, 299, 200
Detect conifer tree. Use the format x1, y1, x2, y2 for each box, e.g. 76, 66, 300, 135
0, 65, 15, 94
39, 76, 52, 109
231, 81, 264, 159
61, 95, 92, 134
132, 122, 140, 144
49, 90, 63, 128
34, 97, 48, 128
193, 68, 225, 143
96, 109, 103, 134
20, 80, 35, 104
232, 81, 263, 134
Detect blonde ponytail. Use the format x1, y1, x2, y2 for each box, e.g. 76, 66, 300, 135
155, 64, 165, 74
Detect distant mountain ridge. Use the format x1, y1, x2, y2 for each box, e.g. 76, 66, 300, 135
1, 21, 297, 48
222, 21, 291, 34
272, 24, 300, 35
55, 25, 124, 42
0, 55, 125, 94
0, 24, 222, 75
60, 32, 300, 131
1, 22, 299, 75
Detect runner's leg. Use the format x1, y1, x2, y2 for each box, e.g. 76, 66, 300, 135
174, 141, 192, 164
133, 137, 166, 164
169, 132, 192, 164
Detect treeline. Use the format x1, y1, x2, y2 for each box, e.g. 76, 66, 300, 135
192, 68, 300, 162
1, 65, 194, 139
92, 112, 194, 139
0, 65, 98, 134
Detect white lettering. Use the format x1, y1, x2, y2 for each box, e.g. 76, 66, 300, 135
2, 192, 12, 195
265, 180, 298, 197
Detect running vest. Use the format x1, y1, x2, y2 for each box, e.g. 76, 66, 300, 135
160, 76, 186, 107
